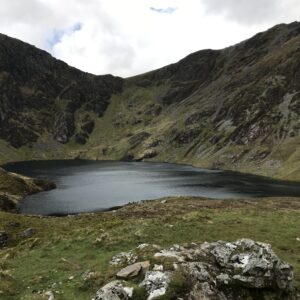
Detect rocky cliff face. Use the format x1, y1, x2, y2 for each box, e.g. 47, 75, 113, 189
0, 33, 123, 148
0, 22, 299, 180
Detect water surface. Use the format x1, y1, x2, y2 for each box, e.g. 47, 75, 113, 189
4, 160, 300, 216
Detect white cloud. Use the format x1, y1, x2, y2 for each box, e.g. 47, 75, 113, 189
0, 0, 299, 77
150, 7, 178, 14
200, 0, 300, 25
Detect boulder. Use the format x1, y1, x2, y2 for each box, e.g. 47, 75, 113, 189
140, 271, 171, 300
20, 228, 36, 238
106, 239, 295, 300
136, 149, 158, 161
116, 261, 150, 279
110, 251, 138, 266
180, 239, 295, 299
93, 280, 133, 300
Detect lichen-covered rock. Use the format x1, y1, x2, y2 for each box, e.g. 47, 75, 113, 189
93, 281, 133, 300
179, 239, 294, 299
110, 251, 138, 266
105, 239, 295, 300
140, 271, 171, 300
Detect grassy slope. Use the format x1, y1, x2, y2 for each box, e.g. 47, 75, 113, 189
1, 197, 300, 299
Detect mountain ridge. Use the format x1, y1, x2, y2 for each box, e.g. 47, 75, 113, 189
0, 22, 299, 180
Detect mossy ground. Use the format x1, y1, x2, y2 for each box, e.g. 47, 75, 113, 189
1, 196, 300, 299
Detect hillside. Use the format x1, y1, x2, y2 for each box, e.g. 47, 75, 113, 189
1, 196, 300, 299
0, 22, 299, 180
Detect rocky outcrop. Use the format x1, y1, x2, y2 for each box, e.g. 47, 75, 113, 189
140, 270, 171, 299
93, 240, 295, 300
0, 167, 56, 212
53, 112, 75, 144
93, 281, 133, 300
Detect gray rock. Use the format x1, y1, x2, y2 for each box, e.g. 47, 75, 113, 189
20, 228, 35, 238
110, 251, 137, 266
106, 239, 295, 300
0, 231, 8, 248
93, 280, 133, 300
116, 261, 150, 279
181, 239, 295, 299
140, 271, 171, 300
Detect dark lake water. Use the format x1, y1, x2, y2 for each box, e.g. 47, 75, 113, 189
4, 160, 300, 216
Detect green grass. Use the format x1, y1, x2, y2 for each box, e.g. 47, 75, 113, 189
1, 197, 300, 299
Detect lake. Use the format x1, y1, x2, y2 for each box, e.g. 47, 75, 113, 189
4, 160, 300, 216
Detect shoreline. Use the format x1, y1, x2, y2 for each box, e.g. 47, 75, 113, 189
1, 159, 300, 216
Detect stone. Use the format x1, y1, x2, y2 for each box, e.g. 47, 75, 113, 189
106, 239, 295, 299
136, 149, 158, 161
153, 264, 163, 271
140, 261, 151, 270
45, 291, 55, 300
93, 280, 133, 300
140, 271, 171, 300
20, 228, 35, 238
116, 261, 150, 279
180, 239, 295, 299
210, 241, 237, 266
154, 249, 184, 262
110, 251, 138, 266
0, 231, 8, 248
137, 243, 150, 250
94, 232, 109, 245
117, 264, 142, 279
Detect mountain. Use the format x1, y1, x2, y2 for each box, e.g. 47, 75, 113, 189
0, 22, 299, 180
0, 33, 123, 147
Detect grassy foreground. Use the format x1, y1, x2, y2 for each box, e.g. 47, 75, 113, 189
1, 196, 300, 299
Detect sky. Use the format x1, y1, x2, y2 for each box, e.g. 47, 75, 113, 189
0, 0, 299, 77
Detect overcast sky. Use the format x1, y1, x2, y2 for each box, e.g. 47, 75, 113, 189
0, 0, 299, 77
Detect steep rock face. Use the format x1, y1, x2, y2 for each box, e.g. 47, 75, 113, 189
0, 33, 123, 147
